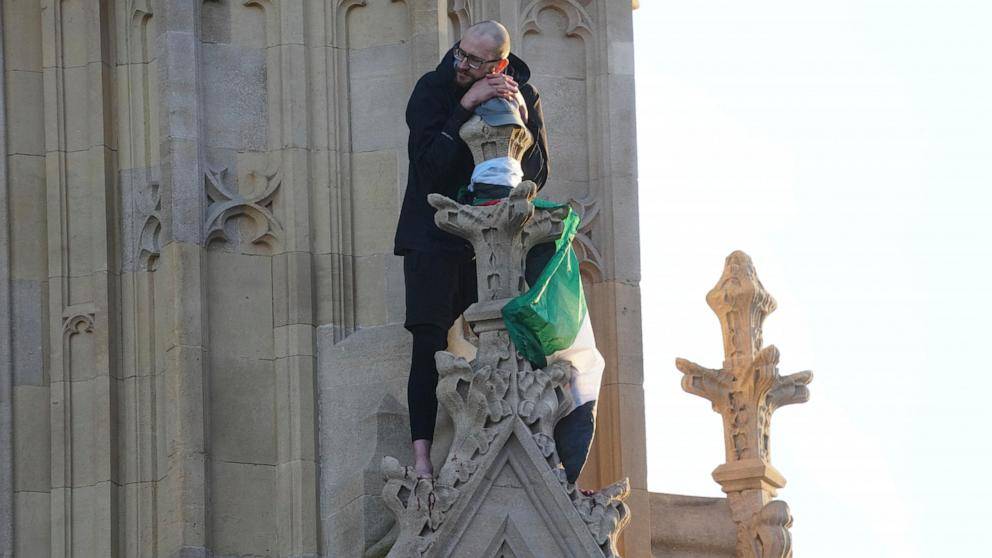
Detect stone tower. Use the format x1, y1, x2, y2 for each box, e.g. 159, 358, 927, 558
0, 1, 645, 556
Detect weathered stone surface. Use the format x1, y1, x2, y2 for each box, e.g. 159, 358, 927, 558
650, 493, 735, 558
210, 461, 276, 557
676, 252, 812, 558
3, 2, 647, 556
381, 185, 629, 558
317, 324, 415, 558
12, 386, 50, 492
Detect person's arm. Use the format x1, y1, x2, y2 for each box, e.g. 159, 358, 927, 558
407, 80, 474, 197
520, 85, 550, 190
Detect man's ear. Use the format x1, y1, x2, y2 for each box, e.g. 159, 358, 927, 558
495, 59, 510, 73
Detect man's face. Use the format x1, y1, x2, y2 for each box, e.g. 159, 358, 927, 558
453, 33, 503, 88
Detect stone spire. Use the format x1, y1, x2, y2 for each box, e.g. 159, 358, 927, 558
380, 112, 631, 557
676, 251, 812, 558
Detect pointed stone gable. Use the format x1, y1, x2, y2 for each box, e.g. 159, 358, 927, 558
381, 184, 630, 558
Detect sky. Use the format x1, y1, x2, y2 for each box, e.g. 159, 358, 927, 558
633, 1, 992, 555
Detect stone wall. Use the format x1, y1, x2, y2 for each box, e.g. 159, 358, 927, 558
0, 1, 643, 556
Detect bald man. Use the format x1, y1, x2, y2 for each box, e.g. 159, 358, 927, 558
394, 21, 550, 478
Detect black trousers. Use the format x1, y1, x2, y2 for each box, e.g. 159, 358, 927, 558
402, 242, 559, 442
404, 250, 477, 441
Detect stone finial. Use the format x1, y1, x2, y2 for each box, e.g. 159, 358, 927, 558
676, 251, 812, 558
459, 114, 533, 164
380, 184, 629, 557
428, 183, 567, 302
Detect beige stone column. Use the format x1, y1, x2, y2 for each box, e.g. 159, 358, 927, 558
3, 0, 51, 555
40, 1, 121, 556
154, 1, 210, 556
0, 3, 13, 554
677, 252, 813, 557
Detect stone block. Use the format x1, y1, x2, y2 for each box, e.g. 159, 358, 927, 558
13, 386, 50, 491
273, 148, 313, 247
159, 140, 204, 245
588, 280, 643, 386
344, 0, 410, 51
316, 321, 410, 390
156, 31, 198, 141
14, 491, 50, 558
350, 150, 399, 257
347, 46, 410, 152
8, 155, 46, 279
200, 0, 231, 44
206, 250, 273, 360
272, 251, 314, 328
275, 46, 310, 149
522, 12, 587, 81
2, 0, 42, 72
589, 382, 648, 491
273, 324, 315, 359
201, 43, 268, 151
619, 487, 652, 558
119, 374, 160, 484
61, 65, 93, 152
5, 71, 44, 155
353, 254, 389, 328
274, 354, 317, 462
161, 343, 208, 459
69, 481, 116, 557
650, 492, 735, 557
67, 376, 116, 487
210, 460, 276, 557
210, 355, 276, 465
274, 459, 319, 555
11, 280, 45, 386
609, 41, 636, 76
121, 481, 159, 557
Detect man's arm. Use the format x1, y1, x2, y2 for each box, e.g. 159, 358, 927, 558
520, 86, 550, 190
407, 80, 474, 197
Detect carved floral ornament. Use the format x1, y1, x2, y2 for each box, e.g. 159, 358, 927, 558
380, 185, 629, 558
204, 165, 283, 252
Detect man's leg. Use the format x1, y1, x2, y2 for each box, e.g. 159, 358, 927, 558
554, 400, 597, 484
406, 323, 448, 477
403, 250, 475, 477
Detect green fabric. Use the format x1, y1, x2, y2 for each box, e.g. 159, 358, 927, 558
501, 199, 586, 368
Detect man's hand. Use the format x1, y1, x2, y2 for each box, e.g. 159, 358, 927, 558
460, 73, 519, 111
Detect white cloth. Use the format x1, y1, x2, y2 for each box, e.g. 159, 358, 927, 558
468, 157, 523, 191
549, 312, 605, 406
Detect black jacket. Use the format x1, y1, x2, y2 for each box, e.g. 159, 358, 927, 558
393, 45, 550, 255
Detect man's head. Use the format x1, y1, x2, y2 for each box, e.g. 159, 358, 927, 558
453, 20, 511, 88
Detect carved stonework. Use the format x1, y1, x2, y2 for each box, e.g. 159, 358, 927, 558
569, 195, 604, 282
138, 182, 162, 271
204, 165, 283, 252
459, 115, 534, 164
676, 251, 812, 558
381, 184, 630, 557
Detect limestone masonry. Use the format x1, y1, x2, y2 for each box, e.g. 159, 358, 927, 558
1, 1, 809, 557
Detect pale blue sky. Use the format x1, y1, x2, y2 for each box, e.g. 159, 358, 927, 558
634, 1, 992, 555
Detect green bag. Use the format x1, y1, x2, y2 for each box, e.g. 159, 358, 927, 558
502, 200, 586, 368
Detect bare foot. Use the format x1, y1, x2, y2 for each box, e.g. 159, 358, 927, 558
413, 439, 434, 479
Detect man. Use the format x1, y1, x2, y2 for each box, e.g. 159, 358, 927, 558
394, 20, 550, 479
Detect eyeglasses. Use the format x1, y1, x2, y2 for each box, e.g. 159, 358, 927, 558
453, 47, 503, 70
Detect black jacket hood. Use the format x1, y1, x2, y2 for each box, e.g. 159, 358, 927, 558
436, 42, 533, 87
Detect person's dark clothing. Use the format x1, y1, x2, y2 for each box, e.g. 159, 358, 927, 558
403, 250, 477, 332
399, 45, 550, 443
406, 324, 449, 442
555, 400, 597, 484
393, 44, 550, 256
